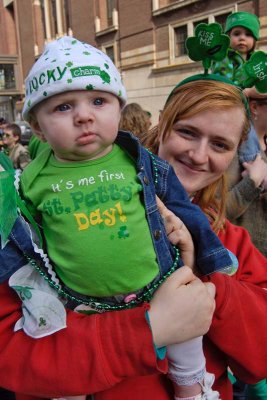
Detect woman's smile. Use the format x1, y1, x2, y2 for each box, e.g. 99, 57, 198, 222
178, 158, 207, 173
158, 108, 244, 194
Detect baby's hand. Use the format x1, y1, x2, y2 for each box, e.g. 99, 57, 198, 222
156, 196, 195, 269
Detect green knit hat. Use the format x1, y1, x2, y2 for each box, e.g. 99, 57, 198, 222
225, 12, 260, 40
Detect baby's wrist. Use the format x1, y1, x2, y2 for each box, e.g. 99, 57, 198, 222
145, 310, 167, 359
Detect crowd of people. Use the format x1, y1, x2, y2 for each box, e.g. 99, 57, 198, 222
0, 10, 266, 400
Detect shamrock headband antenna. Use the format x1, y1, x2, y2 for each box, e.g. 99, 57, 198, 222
186, 22, 230, 75
166, 22, 267, 105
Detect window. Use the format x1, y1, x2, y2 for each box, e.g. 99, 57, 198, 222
107, 0, 115, 26
50, 0, 58, 36
193, 18, 208, 31
64, 0, 71, 31
40, 0, 67, 39
105, 45, 115, 63
215, 13, 229, 31
0, 64, 16, 90
174, 25, 187, 57
40, 1, 46, 36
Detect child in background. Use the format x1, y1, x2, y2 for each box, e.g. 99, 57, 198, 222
119, 102, 152, 142
212, 11, 259, 83
6, 36, 236, 400
212, 11, 267, 189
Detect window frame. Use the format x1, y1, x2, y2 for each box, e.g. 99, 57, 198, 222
101, 42, 118, 66
0, 63, 17, 91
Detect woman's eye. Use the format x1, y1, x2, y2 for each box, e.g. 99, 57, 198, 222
56, 104, 71, 112
177, 129, 195, 138
212, 142, 228, 151
93, 98, 104, 106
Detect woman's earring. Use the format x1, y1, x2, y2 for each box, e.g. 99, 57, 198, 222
253, 114, 258, 121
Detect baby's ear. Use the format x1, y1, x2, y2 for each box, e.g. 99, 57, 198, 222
34, 129, 47, 142
29, 120, 47, 142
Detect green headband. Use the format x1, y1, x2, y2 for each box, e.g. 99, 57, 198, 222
165, 73, 251, 117
166, 73, 239, 102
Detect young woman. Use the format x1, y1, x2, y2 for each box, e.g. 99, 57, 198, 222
144, 78, 267, 400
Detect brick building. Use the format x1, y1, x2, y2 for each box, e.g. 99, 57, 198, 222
0, 0, 266, 125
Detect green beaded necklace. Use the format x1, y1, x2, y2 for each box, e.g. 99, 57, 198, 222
25, 248, 180, 312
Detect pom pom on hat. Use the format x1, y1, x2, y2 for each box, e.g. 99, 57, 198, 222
225, 12, 260, 40
22, 36, 127, 122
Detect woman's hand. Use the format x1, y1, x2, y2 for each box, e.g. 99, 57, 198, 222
242, 154, 267, 188
148, 266, 215, 347
156, 196, 195, 269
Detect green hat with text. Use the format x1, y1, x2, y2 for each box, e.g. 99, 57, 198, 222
225, 12, 260, 40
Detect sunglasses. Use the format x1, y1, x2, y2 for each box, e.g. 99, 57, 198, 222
249, 98, 267, 105
3, 133, 12, 138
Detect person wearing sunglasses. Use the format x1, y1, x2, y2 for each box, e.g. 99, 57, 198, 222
226, 86, 267, 258
225, 85, 267, 400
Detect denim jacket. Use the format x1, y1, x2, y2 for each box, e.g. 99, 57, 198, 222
116, 131, 232, 276
0, 131, 232, 286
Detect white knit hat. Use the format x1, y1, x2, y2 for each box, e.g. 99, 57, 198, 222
22, 36, 127, 122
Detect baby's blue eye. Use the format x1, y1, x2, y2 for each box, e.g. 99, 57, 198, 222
93, 98, 104, 106
56, 104, 71, 112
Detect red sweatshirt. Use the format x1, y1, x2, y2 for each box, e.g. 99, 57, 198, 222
0, 220, 266, 400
